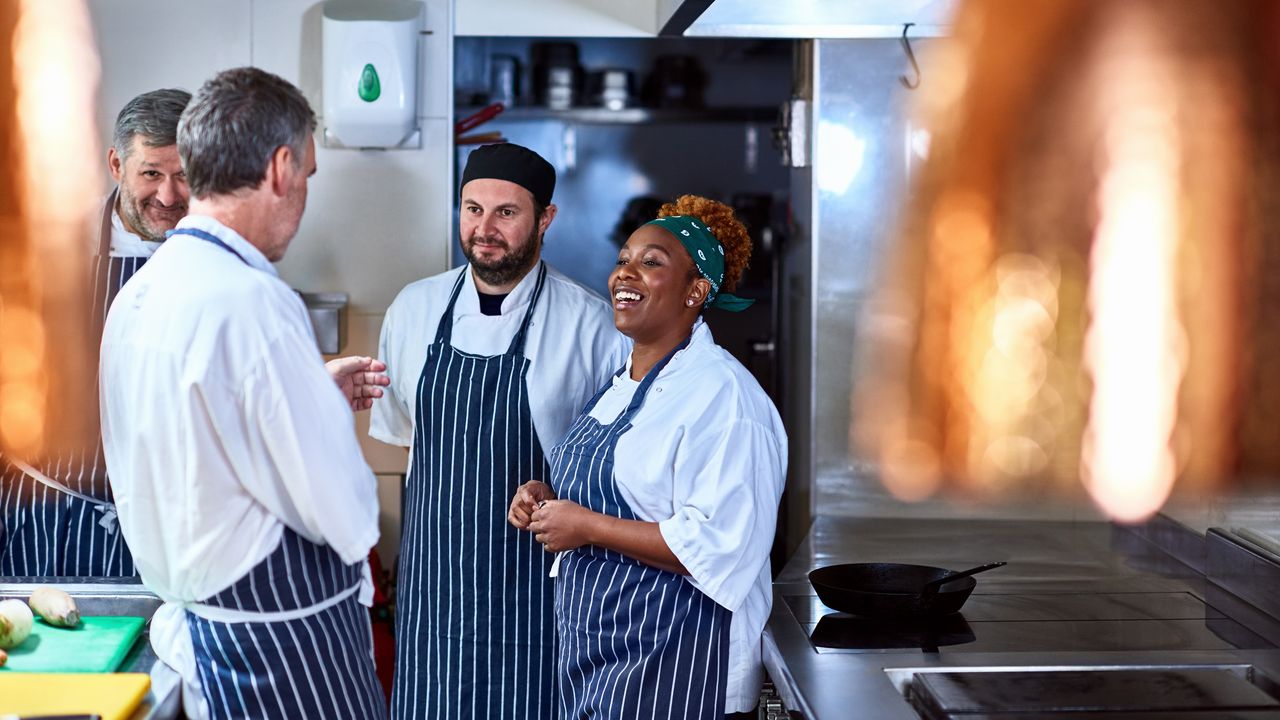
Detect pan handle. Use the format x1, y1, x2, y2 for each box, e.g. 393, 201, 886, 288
455, 102, 505, 135
922, 561, 1007, 595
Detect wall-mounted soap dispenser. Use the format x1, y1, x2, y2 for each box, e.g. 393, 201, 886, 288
322, 0, 424, 149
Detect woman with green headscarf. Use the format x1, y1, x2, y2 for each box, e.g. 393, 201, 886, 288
507, 195, 787, 719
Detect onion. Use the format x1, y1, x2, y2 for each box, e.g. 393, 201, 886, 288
0, 599, 34, 649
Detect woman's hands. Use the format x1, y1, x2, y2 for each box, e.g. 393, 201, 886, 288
529, 500, 597, 552
508, 481, 685, 572
510, 482, 595, 552
508, 480, 556, 530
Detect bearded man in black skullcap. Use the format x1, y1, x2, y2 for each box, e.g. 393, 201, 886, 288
372, 143, 628, 720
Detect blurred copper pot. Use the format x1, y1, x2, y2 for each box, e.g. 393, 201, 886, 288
0, 0, 103, 463
857, 0, 1280, 521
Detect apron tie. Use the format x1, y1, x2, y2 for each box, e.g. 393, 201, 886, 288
160, 528, 383, 720
11, 457, 118, 535
93, 504, 119, 534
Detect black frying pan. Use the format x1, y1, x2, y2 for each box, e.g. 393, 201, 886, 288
808, 562, 1005, 619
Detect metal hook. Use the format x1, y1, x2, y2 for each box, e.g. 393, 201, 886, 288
900, 22, 921, 89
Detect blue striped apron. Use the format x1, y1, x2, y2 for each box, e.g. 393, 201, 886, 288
393, 263, 556, 720
186, 528, 387, 720
548, 338, 731, 720
0, 190, 139, 577
172, 225, 387, 719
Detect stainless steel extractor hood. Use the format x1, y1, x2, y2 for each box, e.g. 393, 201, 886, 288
661, 0, 956, 38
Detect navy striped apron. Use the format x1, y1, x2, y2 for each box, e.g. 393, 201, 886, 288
0, 190, 139, 577
173, 225, 387, 719
187, 528, 387, 720
393, 263, 556, 720
548, 338, 731, 720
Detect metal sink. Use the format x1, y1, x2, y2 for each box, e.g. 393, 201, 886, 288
299, 291, 348, 354
0, 582, 162, 619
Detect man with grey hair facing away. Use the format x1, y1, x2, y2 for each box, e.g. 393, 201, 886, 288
100, 67, 389, 719
0, 87, 189, 577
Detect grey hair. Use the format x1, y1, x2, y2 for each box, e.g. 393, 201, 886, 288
112, 88, 191, 159
178, 67, 316, 199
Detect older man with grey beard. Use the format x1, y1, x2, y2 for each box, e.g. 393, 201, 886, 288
108, 90, 191, 243
0, 87, 189, 578
100, 67, 389, 720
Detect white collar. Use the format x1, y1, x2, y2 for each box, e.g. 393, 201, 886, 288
173, 215, 277, 277
620, 317, 708, 380
107, 198, 163, 258
454, 261, 543, 317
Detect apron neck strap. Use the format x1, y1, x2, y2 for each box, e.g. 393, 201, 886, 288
435, 262, 548, 357
434, 266, 471, 345
617, 333, 691, 421
89, 189, 121, 342
98, 188, 118, 258
505, 262, 547, 355
168, 227, 250, 266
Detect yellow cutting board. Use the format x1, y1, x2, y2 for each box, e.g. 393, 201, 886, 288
0, 672, 150, 720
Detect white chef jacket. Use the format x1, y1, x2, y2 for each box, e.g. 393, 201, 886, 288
584, 318, 787, 713
99, 215, 380, 718
101, 214, 379, 597
371, 262, 629, 454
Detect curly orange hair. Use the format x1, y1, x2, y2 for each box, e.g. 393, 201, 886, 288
657, 195, 751, 292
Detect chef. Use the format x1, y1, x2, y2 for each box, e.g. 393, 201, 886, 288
371, 142, 628, 719
0, 87, 190, 577
100, 67, 389, 719
512, 195, 786, 720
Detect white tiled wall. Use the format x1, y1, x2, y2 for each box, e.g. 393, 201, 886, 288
88, 0, 454, 564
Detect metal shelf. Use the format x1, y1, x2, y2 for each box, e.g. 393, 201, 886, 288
456, 106, 778, 125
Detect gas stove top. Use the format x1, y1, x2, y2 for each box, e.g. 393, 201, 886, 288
786, 591, 1275, 655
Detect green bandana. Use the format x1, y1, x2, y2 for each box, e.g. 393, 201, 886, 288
645, 215, 755, 312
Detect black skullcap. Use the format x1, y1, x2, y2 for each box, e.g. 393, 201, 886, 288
460, 143, 556, 207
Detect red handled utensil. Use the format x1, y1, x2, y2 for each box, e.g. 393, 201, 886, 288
455, 103, 505, 135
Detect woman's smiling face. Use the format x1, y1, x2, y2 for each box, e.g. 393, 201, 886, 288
609, 224, 704, 342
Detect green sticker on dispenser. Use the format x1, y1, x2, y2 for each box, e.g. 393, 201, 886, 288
358, 63, 381, 102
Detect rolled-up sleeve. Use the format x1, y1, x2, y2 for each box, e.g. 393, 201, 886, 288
658, 418, 784, 613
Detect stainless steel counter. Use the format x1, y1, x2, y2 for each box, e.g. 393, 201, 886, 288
763, 517, 1280, 718
0, 580, 179, 720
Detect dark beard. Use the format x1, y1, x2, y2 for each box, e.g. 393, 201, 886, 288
463, 226, 541, 287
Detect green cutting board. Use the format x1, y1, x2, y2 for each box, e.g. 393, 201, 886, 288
1, 616, 145, 673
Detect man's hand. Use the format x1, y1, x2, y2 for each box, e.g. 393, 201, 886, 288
529, 499, 596, 552
326, 355, 390, 412
508, 480, 556, 530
